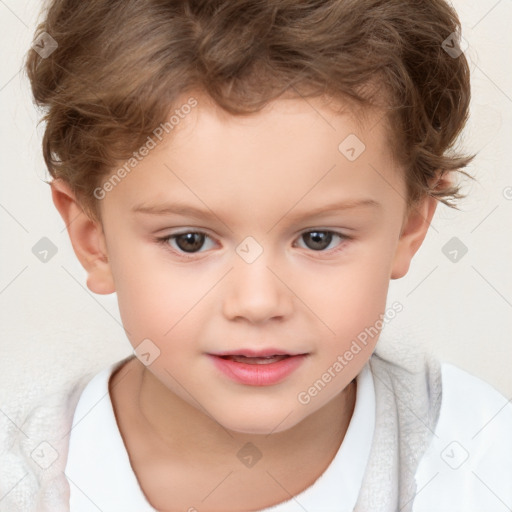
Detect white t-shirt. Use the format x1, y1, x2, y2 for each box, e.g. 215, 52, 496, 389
64, 359, 512, 511
412, 364, 512, 511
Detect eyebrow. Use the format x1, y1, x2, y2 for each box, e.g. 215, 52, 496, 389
132, 198, 381, 220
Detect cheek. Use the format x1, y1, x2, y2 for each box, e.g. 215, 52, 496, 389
306, 257, 392, 327
298, 246, 395, 363
325, 277, 387, 358
109, 240, 212, 345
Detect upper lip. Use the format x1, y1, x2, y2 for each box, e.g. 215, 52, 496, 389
209, 349, 307, 357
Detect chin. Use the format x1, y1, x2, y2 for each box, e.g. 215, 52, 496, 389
216, 408, 304, 436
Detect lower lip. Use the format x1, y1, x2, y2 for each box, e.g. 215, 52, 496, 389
208, 354, 307, 386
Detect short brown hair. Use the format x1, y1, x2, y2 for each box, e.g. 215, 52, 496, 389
25, 0, 474, 222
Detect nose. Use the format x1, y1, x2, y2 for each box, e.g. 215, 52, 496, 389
222, 251, 293, 324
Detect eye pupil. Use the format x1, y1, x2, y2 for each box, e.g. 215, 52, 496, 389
176, 232, 204, 252
304, 231, 332, 251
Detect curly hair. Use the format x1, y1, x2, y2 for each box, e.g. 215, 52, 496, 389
25, 0, 475, 222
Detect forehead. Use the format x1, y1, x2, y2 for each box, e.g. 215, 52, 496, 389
100, 92, 405, 221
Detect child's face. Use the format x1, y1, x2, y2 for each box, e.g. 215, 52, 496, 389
60, 92, 436, 434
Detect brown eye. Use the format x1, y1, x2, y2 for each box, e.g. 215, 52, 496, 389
302, 231, 334, 251
157, 231, 216, 258
174, 232, 206, 253
294, 230, 350, 254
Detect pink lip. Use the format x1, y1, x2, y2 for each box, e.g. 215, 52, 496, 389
208, 353, 308, 386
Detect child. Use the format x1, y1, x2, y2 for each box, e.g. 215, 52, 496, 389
2, 0, 511, 511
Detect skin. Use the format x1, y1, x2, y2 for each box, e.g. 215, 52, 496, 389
52, 91, 438, 511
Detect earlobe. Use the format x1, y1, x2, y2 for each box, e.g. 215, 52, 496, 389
390, 195, 438, 280
50, 179, 116, 294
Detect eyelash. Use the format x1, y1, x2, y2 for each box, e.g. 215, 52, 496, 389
155, 229, 352, 260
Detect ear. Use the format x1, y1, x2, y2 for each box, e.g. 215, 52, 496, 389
50, 179, 115, 294
390, 193, 438, 280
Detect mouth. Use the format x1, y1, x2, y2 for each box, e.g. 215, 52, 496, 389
207, 350, 309, 386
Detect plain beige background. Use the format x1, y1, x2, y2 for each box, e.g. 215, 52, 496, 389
0, 0, 511, 404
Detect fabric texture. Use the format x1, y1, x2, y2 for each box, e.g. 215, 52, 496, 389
0, 342, 441, 512
355, 343, 442, 511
